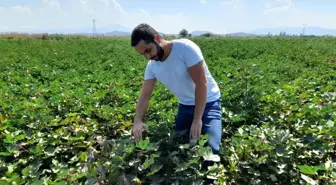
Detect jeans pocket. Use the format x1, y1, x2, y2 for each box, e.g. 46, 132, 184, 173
204, 106, 222, 120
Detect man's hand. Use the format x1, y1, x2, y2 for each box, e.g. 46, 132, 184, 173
190, 118, 202, 140
132, 121, 147, 142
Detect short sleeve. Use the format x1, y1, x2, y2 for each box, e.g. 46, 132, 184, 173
144, 62, 155, 80
182, 40, 204, 67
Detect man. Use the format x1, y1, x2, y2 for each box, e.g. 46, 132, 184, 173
130, 23, 222, 156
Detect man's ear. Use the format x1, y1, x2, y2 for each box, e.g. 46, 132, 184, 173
154, 34, 161, 43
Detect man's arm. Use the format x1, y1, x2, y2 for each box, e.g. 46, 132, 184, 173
188, 61, 208, 120
133, 79, 156, 142
134, 79, 157, 123
188, 60, 207, 140
181, 39, 207, 139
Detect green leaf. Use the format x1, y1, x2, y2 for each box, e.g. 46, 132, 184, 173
79, 152, 88, 162
44, 146, 60, 156
0, 123, 8, 131
332, 172, 336, 180
330, 130, 336, 137
0, 152, 11, 156
136, 139, 149, 150
3, 133, 14, 144
142, 157, 155, 170
291, 104, 299, 111
6, 165, 14, 175
326, 120, 334, 128
146, 164, 163, 176
298, 165, 323, 175
54, 181, 67, 185
70, 172, 86, 182
31, 180, 44, 185
22, 166, 30, 177
136, 139, 157, 151
199, 134, 209, 146
5, 174, 25, 184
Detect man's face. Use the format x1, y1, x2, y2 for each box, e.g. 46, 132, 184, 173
134, 39, 164, 61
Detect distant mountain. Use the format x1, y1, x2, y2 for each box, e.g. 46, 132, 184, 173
191, 30, 213, 36
95, 24, 132, 33
188, 30, 258, 37
101, 31, 165, 37
3, 25, 335, 37
25, 24, 168, 37
3, 24, 133, 35
190, 27, 336, 37
103, 31, 130, 36
250, 26, 336, 36
190, 30, 260, 37
66, 24, 132, 34
222, 32, 259, 37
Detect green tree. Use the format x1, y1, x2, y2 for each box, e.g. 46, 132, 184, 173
201, 33, 212, 37
179, 29, 188, 38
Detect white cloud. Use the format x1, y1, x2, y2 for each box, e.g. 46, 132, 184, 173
220, 0, 237, 9
11, 5, 34, 13
40, 0, 66, 16
42, 0, 61, 10
200, 0, 208, 4
0, 0, 195, 34
271, 9, 336, 29
111, 0, 125, 12
1, 0, 335, 34
0, 5, 33, 14
264, 0, 294, 13
128, 9, 193, 34
0, 0, 128, 32
139, 8, 150, 17
0, 5, 35, 31
260, 1, 336, 30
0, 26, 9, 30
43, 0, 127, 29
221, 0, 233, 5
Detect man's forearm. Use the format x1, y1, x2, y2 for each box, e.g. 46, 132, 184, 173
193, 83, 207, 120
134, 96, 150, 122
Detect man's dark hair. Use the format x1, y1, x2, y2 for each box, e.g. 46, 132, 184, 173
131, 23, 158, 47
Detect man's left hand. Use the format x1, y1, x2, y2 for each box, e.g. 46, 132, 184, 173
190, 118, 202, 140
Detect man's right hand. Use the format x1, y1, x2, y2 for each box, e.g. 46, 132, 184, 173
132, 121, 147, 142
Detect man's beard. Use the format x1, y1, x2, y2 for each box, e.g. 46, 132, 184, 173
152, 42, 164, 61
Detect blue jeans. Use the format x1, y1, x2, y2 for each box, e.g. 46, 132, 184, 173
174, 99, 222, 155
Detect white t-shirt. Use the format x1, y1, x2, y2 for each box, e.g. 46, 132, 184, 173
144, 38, 220, 105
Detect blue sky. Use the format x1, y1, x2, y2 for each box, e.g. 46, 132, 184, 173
1, 0, 336, 34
